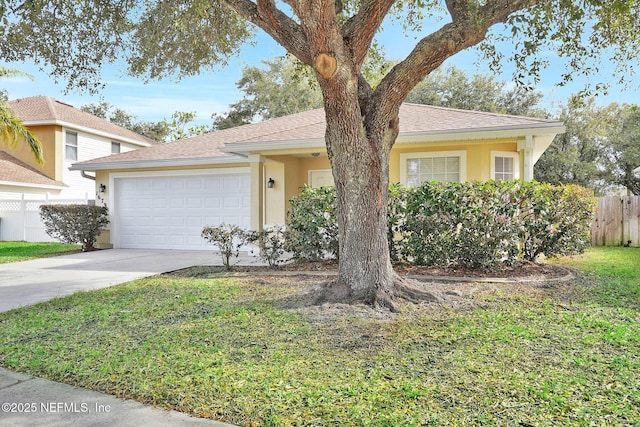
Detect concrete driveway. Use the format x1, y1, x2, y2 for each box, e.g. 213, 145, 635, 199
0, 249, 225, 312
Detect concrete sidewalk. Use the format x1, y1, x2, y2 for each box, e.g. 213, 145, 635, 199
0, 249, 254, 426
0, 368, 235, 426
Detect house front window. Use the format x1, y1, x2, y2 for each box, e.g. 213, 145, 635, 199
65, 131, 78, 161
491, 151, 520, 181
400, 151, 467, 186
111, 142, 121, 154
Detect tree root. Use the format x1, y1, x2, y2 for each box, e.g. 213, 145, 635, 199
303, 276, 447, 314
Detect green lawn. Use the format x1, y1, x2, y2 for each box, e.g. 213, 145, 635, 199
0, 241, 81, 263
0, 247, 638, 426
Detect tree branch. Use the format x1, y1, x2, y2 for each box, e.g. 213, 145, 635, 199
369, 0, 539, 122
221, 0, 313, 64
342, 0, 395, 67
445, 0, 473, 22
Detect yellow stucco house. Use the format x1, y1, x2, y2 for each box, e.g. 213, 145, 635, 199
71, 103, 564, 250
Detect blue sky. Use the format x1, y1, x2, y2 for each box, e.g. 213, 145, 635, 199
2, 14, 638, 126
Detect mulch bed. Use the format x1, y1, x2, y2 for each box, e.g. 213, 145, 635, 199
204, 260, 571, 281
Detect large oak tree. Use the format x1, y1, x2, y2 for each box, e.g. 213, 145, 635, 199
2, 0, 638, 310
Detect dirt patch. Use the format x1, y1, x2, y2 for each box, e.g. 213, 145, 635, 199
170, 261, 577, 322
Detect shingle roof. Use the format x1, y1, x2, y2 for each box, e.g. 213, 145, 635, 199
73, 134, 232, 166
8, 96, 157, 146
217, 103, 561, 144
0, 151, 66, 188
73, 103, 563, 169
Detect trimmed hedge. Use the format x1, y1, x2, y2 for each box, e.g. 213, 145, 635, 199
39, 204, 109, 252
285, 181, 596, 268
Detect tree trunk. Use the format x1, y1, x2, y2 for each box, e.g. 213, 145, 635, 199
323, 100, 399, 310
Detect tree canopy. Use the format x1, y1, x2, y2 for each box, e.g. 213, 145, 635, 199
407, 65, 544, 116
535, 98, 640, 195
213, 55, 323, 130
82, 101, 208, 142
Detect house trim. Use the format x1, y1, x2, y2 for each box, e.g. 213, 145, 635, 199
69, 156, 248, 172
220, 123, 565, 154
24, 119, 155, 147
0, 180, 67, 192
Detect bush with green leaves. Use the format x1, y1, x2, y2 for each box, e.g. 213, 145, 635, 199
254, 225, 287, 267
285, 185, 339, 261
400, 181, 521, 269
517, 182, 596, 261
39, 204, 109, 252
285, 180, 595, 268
201, 223, 255, 270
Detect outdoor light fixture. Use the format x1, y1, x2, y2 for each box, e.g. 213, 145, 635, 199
267, 177, 275, 189
99, 183, 106, 193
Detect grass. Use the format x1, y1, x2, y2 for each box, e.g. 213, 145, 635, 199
0, 247, 638, 426
0, 241, 82, 263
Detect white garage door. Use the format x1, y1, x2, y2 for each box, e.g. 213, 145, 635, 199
114, 171, 251, 250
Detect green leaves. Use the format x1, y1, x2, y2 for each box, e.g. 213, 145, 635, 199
39, 204, 109, 252
287, 181, 596, 268
201, 224, 255, 270
285, 185, 339, 262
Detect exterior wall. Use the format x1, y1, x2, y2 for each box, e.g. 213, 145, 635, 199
91, 137, 532, 245
391, 139, 519, 184
59, 129, 146, 199
5, 125, 62, 180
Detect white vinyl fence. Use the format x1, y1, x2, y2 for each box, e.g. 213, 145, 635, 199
0, 196, 92, 242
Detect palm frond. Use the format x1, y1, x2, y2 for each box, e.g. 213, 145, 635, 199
0, 101, 44, 164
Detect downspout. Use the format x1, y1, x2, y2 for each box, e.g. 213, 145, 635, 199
81, 170, 96, 181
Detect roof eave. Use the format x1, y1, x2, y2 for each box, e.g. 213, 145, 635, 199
397, 123, 566, 144
69, 155, 248, 172
221, 123, 565, 153
0, 180, 67, 191
22, 119, 155, 147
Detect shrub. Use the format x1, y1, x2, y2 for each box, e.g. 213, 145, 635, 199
254, 225, 287, 267
517, 182, 596, 261
400, 181, 521, 269
202, 224, 254, 270
284, 180, 595, 268
39, 204, 109, 252
387, 183, 406, 263
285, 185, 338, 261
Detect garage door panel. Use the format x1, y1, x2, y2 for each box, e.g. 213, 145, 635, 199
115, 172, 250, 250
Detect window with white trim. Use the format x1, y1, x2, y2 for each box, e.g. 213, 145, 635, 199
111, 141, 121, 154
400, 151, 467, 186
491, 151, 520, 181
65, 131, 78, 161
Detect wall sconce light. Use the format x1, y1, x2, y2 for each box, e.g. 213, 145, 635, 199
99, 183, 106, 193
267, 177, 275, 189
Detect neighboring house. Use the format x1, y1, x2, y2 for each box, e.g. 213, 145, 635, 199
0, 96, 155, 242
71, 103, 565, 250
1, 96, 156, 199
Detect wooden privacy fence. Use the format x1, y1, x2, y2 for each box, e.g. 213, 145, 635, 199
591, 196, 640, 247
